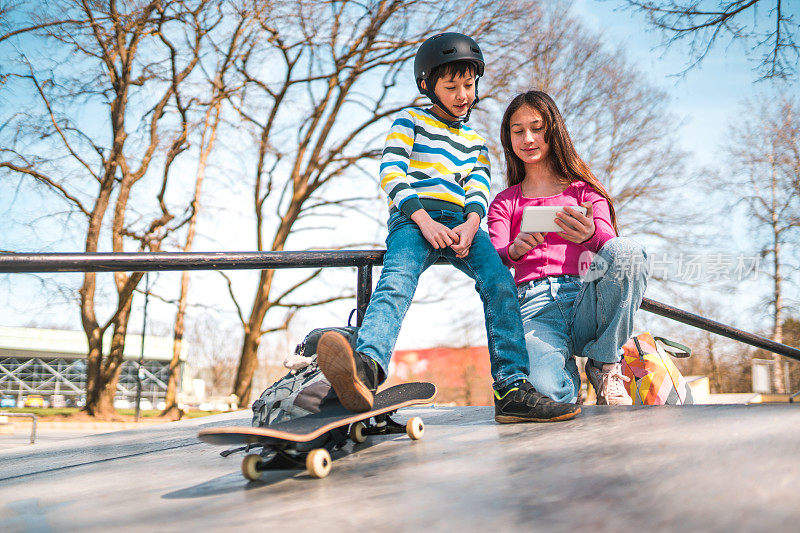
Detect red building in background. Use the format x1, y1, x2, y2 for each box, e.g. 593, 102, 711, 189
384, 346, 494, 406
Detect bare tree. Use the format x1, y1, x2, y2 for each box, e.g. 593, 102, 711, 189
618, 0, 800, 81
219, 0, 529, 404
0, 0, 217, 417
160, 2, 251, 419
723, 95, 800, 393
478, 11, 691, 242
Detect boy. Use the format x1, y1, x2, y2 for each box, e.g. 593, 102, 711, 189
317, 33, 580, 423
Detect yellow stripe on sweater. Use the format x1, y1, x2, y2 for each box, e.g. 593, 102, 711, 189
381, 171, 406, 189
406, 109, 483, 142
385, 131, 414, 146
408, 159, 467, 176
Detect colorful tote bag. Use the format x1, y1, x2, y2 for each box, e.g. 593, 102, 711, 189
620, 333, 694, 405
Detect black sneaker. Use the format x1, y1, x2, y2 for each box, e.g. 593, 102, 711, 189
316, 331, 379, 412
494, 381, 581, 423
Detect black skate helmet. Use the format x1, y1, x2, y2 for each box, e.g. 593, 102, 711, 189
414, 32, 484, 123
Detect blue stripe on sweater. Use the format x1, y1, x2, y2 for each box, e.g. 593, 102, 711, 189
409, 177, 466, 196
411, 144, 478, 167
380, 159, 409, 173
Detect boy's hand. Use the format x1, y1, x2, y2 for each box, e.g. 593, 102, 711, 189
411, 209, 459, 249
451, 213, 480, 258
555, 202, 595, 243
509, 231, 545, 261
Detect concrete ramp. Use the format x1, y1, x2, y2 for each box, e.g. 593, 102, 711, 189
1, 404, 799, 531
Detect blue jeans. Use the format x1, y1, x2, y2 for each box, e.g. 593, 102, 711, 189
518, 237, 649, 403
357, 210, 530, 390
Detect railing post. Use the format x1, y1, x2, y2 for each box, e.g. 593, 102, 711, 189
0, 412, 37, 444
356, 264, 373, 326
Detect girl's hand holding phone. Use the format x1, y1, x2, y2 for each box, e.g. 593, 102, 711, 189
509, 231, 545, 261
555, 202, 595, 243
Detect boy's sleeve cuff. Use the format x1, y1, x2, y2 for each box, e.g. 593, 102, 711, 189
399, 197, 425, 217
464, 203, 486, 220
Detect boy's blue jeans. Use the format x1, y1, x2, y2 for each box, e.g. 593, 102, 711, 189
356, 209, 530, 391
518, 237, 649, 403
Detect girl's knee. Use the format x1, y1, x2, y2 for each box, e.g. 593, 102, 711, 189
600, 237, 646, 263
599, 237, 648, 279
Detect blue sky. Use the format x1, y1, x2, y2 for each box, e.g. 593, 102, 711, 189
1, 1, 797, 357
574, 0, 785, 167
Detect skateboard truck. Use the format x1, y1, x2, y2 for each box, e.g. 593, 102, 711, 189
240, 414, 425, 480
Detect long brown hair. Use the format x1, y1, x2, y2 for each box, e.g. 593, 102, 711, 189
500, 90, 618, 234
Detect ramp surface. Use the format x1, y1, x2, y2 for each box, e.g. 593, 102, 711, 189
1, 405, 799, 531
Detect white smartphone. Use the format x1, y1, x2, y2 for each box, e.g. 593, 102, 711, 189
520, 205, 587, 233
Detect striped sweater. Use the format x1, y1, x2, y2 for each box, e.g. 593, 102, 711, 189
379, 107, 491, 219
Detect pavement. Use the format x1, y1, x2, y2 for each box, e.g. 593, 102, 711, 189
0, 417, 168, 451
1, 404, 799, 532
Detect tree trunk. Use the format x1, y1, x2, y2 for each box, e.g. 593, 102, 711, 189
233, 268, 276, 405
81, 176, 115, 416
233, 326, 262, 408
230, 188, 301, 403
705, 334, 721, 393
92, 381, 118, 419
771, 188, 786, 394
161, 270, 189, 419
86, 285, 137, 419
771, 260, 785, 393
161, 95, 221, 418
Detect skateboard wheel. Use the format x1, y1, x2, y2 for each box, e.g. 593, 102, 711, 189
306, 448, 332, 479
350, 422, 367, 444
406, 417, 424, 440
241, 454, 263, 481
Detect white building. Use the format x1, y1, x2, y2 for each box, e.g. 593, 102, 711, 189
0, 325, 189, 405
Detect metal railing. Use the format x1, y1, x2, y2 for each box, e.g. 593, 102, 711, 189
0, 412, 38, 444
1, 250, 799, 361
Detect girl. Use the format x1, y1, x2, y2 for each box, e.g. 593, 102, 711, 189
487, 90, 649, 405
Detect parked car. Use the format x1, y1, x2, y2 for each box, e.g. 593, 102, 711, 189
23, 395, 45, 408
50, 394, 67, 408
0, 395, 16, 408
65, 396, 81, 408
113, 398, 132, 409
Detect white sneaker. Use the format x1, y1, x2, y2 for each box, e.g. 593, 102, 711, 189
586, 362, 632, 406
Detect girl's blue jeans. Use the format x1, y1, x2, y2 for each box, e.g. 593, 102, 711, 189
518, 237, 649, 403
356, 210, 530, 391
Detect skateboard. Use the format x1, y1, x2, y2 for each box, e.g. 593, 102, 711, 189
198, 382, 436, 480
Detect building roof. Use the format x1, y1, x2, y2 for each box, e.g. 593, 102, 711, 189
0, 325, 187, 362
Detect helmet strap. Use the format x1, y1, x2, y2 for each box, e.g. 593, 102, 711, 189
420, 77, 481, 125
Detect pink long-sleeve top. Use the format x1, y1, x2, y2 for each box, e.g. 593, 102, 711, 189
487, 181, 617, 284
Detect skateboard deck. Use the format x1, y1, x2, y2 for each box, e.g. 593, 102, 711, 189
198, 382, 436, 480
199, 382, 436, 445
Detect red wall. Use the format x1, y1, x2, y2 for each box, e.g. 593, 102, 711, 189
384, 346, 494, 406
